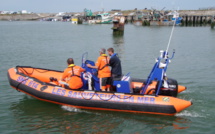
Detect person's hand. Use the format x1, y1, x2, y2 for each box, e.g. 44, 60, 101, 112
86, 64, 91, 68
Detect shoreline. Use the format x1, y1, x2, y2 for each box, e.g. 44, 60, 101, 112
0, 9, 214, 21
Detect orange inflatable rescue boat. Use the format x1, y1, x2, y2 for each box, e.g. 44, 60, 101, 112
7, 51, 192, 115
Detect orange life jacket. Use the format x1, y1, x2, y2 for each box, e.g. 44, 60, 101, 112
96, 54, 111, 78
62, 64, 85, 89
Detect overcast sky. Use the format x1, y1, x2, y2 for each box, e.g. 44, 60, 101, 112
0, 0, 214, 13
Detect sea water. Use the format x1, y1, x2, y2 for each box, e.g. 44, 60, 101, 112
0, 21, 215, 134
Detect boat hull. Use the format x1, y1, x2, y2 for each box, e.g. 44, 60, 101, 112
7, 67, 192, 115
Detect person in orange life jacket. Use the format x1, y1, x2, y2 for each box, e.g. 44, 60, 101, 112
87, 48, 111, 91
61, 58, 85, 89
107, 48, 122, 81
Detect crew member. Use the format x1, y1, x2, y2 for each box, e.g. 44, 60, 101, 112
107, 48, 122, 81
61, 58, 85, 89
87, 48, 111, 91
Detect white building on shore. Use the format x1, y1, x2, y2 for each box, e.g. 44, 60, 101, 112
19, 10, 28, 14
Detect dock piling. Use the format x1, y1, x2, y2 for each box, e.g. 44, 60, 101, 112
112, 16, 125, 35
211, 16, 215, 29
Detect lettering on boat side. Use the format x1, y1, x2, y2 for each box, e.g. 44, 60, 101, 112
27, 80, 39, 89
52, 88, 66, 96
17, 76, 28, 84
16, 76, 155, 104
16, 76, 39, 89
137, 97, 155, 103
50, 88, 155, 104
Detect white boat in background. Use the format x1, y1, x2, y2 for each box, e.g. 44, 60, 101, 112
166, 11, 182, 25
95, 13, 112, 24
150, 10, 182, 26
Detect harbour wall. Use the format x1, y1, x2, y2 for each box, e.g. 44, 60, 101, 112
0, 10, 214, 25
0, 13, 56, 21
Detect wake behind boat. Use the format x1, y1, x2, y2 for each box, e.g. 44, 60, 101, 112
7, 50, 192, 116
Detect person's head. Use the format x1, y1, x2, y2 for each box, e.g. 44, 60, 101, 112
107, 48, 114, 56
67, 58, 74, 65
99, 48, 106, 55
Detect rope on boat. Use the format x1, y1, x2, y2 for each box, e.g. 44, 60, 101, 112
95, 93, 115, 101
15, 77, 30, 92
34, 68, 51, 73
115, 94, 133, 99
80, 91, 96, 100
18, 67, 33, 75
17, 66, 51, 76
80, 91, 133, 101
80, 91, 115, 101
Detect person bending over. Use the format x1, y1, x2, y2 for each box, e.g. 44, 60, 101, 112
61, 58, 85, 89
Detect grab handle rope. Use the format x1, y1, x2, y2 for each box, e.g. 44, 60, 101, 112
16, 77, 29, 92
80, 91, 133, 101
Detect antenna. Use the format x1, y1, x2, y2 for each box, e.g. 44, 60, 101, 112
166, 19, 175, 53
101, 0, 104, 12
165, 8, 179, 57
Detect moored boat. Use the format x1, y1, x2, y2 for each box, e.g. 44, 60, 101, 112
95, 13, 112, 24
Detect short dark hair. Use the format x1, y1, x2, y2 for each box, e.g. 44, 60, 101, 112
107, 48, 114, 53
67, 58, 74, 64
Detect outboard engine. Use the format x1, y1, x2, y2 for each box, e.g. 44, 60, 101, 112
141, 50, 176, 97
159, 78, 178, 97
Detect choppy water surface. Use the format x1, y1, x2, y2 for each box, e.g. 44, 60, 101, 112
0, 21, 215, 134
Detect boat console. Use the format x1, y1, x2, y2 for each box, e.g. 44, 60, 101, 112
81, 51, 178, 97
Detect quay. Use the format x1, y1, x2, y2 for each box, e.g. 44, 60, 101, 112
124, 10, 215, 27
0, 9, 214, 28
180, 15, 215, 27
